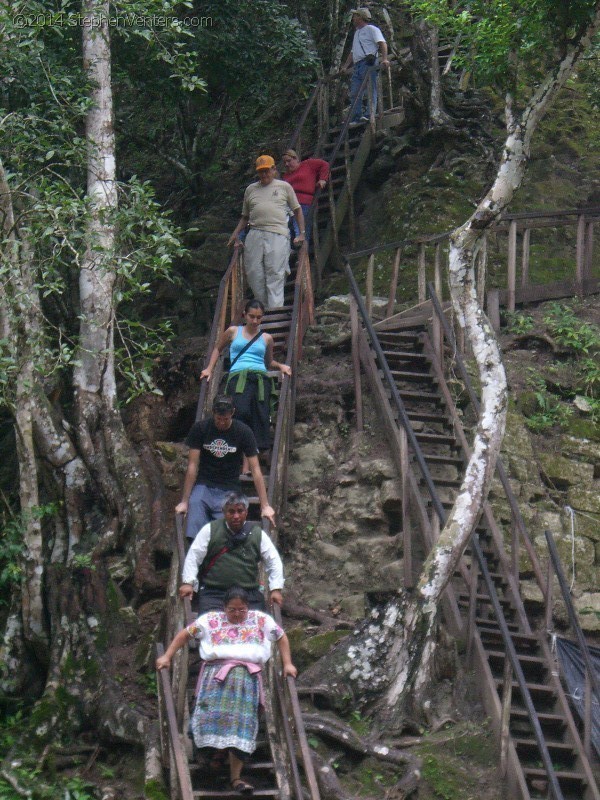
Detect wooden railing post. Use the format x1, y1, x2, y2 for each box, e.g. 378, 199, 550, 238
507, 219, 517, 311
417, 242, 426, 303
344, 138, 356, 248
545, 558, 553, 632
434, 242, 442, 300
511, 516, 520, 585
367, 69, 376, 129
521, 228, 531, 289
350, 297, 363, 432
585, 220, 594, 285
366, 254, 374, 318
386, 247, 401, 317
466, 541, 479, 664
584, 668, 592, 758
487, 288, 500, 331
576, 213, 585, 297
327, 174, 339, 264
499, 654, 514, 776
400, 426, 412, 589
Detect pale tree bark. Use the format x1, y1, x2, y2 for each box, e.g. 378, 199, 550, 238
411, 20, 450, 128
302, 5, 600, 731
0, 3, 161, 754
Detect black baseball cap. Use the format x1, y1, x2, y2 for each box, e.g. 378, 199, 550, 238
213, 395, 235, 414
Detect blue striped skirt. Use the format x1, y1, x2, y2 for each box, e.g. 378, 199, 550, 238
191, 663, 260, 754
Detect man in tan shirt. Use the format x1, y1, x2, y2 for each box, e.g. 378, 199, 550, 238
228, 155, 305, 309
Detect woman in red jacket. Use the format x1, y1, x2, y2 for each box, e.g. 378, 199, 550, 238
282, 149, 329, 244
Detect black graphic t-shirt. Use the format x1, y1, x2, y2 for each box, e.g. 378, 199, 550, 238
186, 419, 258, 489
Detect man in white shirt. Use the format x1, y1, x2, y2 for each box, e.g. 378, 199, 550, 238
179, 492, 284, 613
343, 8, 390, 124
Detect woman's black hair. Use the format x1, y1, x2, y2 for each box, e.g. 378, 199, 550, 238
223, 586, 250, 607
244, 299, 265, 314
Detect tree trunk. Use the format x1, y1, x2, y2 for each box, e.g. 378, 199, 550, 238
0, 4, 161, 748
411, 21, 450, 128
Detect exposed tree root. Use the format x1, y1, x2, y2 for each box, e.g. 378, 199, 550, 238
283, 592, 354, 629
508, 333, 562, 352
303, 713, 423, 774
311, 749, 358, 800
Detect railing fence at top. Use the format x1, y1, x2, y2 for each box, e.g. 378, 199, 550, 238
343, 206, 600, 331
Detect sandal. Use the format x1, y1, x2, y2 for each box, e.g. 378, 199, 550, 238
231, 778, 254, 795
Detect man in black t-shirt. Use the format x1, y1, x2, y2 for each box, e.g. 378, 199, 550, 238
175, 395, 276, 540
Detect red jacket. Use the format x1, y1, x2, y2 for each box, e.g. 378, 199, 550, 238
283, 159, 330, 205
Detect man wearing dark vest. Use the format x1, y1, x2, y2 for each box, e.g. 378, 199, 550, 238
179, 492, 284, 613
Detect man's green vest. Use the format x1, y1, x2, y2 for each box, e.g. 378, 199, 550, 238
201, 518, 263, 590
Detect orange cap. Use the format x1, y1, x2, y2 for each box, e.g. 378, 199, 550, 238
255, 155, 275, 171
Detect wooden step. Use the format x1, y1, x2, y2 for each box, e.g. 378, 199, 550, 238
377, 331, 423, 341
389, 369, 436, 383
475, 616, 520, 632
522, 767, 587, 792
193, 790, 279, 799
422, 453, 464, 466
487, 650, 548, 678
495, 679, 557, 704
393, 388, 441, 402
458, 593, 514, 611
415, 432, 458, 446
429, 476, 462, 487
477, 627, 539, 648
510, 708, 567, 734
514, 737, 577, 765
409, 411, 451, 424
381, 350, 429, 361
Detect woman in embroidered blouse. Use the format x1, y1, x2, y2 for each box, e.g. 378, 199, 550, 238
156, 586, 297, 795
200, 299, 291, 458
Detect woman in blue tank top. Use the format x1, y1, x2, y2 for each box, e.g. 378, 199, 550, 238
200, 300, 292, 454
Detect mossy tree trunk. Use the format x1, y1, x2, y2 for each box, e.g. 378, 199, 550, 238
0, 1, 160, 756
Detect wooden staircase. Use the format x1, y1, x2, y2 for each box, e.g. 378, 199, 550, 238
312, 121, 374, 271
156, 246, 317, 800
348, 282, 600, 800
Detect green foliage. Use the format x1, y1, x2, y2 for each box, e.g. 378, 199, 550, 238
406, 0, 598, 95
0, 708, 96, 800
543, 302, 600, 354
522, 368, 573, 432
503, 310, 535, 334
0, 501, 59, 606
0, 8, 188, 408
116, 0, 317, 205
137, 670, 158, 697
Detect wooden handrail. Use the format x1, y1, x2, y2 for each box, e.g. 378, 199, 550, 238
195, 248, 242, 422
472, 539, 566, 800
174, 514, 193, 625
288, 80, 323, 154
545, 529, 600, 757
345, 260, 446, 524
155, 643, 194, 800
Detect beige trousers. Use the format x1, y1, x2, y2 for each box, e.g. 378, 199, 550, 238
243, 229, 290, 309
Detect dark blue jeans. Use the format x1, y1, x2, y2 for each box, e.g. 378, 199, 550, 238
290, 204, 314, 244
350, 59, 378, 122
